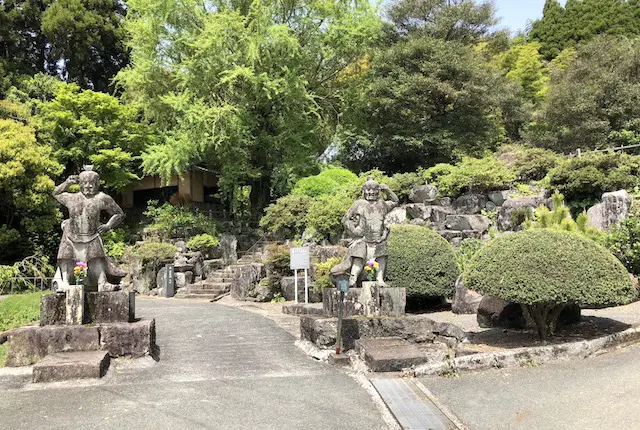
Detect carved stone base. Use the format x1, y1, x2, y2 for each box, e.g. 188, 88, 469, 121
322, 286, 406, 317
41, 291, 135, 325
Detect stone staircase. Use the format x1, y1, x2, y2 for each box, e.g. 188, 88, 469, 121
175, 251, 264, 300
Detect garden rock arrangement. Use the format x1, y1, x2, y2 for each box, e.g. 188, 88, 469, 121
386, 184, 518, 244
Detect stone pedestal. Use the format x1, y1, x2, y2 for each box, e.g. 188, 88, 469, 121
65, 285, 84, 325
41, 291, 136, 325
322, 286, 406, 317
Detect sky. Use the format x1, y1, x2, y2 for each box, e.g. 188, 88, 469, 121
493, 0, 567, 34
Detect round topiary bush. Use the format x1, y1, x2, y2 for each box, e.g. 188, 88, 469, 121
465, 229, 638, 339
387, 225, 460, 300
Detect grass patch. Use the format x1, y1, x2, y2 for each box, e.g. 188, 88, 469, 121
0, 291, 46, 333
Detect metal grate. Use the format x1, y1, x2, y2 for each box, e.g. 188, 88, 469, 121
372, 378, 457, 430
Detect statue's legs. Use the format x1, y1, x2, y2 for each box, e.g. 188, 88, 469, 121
376, 256, 387, 287
87, 258, 108, 291
350, 257, 364, 287
58, 259, 74, 291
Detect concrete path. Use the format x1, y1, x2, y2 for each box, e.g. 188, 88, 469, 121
0, 298, 390, 430
420, 344, 640, 430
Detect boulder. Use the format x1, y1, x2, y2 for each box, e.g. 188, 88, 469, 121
451, 275, 483, 315
312, 245, 347, 263
409, 185, 439, 203
405, 203, 432, 220
487, 190, 511, 206
220, 233, 238, 266
477, 296, 527, 329
251, 284, 273, 302
231, 263, 266, 300
385, 207, 407, 226
188, 252, 204, 278
444, 215, 490, 233
497, 196, 545, 231
587, 190, 632, 230
429, 205, 457, 226
410, 218, 427, 226
98, 319, 157, 358
156, 266, 172, 290
280, 276, 322, 303
477, 296, 581, 329
485, 201, 497, 212
433, 197, 452, 207
453, 193, 488, 215
300, 314, 465, 351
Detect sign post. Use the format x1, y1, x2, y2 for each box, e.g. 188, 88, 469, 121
290, 247, 310, 304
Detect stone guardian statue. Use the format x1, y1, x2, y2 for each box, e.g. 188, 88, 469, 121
331, 176, 399, 286
53, 166, 126, 291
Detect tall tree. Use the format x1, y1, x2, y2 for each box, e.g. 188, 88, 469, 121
527, 36, 640, 153
388, 0, 496, 43
0, 0, 51, 79
0, 100, 62, 263
336, 0, 522, 172
41, 0, 129, 91
117, 0, 382, 213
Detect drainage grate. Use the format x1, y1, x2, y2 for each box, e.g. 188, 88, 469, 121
372, 378, 457, 430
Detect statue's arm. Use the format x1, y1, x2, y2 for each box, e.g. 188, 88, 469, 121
98, 195, 125, 234
343, 202, 364, 237
379, 184, 399, 208
53, 175, 78, 203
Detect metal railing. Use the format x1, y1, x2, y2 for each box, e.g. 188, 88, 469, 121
2, 277, 53, 295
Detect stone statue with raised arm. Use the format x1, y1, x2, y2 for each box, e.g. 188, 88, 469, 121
331, 176, 399, 287
53, 166, 126, 291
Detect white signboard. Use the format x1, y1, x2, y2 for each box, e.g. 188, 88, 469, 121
290, 247, 310, 304
290, 247, 310, 270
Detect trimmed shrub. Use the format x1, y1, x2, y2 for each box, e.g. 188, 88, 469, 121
144, 201, 217, 239
292, 167, 358, 197
507, 146, 562, 181
387, 171, 425, 203
547, 152, 640, 211
387, 225, 460, 299
265, 244, 291, 284
260, 194, 311, 239
424, 156, 516, 197
187, 234, 220, 257
305, 194, 351, 240
127, 242, 176, 263
465, 229, 637, 339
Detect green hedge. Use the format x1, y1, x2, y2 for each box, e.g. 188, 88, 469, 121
465, 229, 635, 307
387, 225, 460, 298
465, 229, 637, 338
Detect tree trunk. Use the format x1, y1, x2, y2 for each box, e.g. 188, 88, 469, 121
523, 303, 567, 340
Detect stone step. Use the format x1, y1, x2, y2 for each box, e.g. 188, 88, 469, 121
356, 337, 429, 372
206, 275, 234, 282
32, 351, 110, 383
174, 293, 226, 300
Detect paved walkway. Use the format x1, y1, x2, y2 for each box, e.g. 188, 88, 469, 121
420, 343, 640, 430
0, 298, 390, 429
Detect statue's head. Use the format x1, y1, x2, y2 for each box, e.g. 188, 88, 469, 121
78, 166, 100, 196
362, 176, 380, 202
